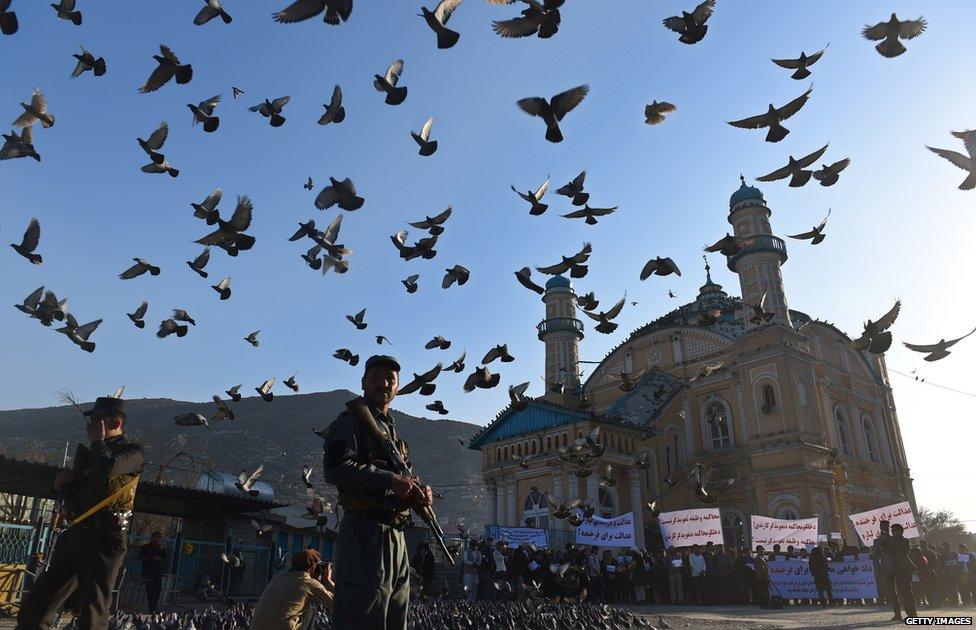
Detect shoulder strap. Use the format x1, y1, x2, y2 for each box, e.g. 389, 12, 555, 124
71, 475, 139, 525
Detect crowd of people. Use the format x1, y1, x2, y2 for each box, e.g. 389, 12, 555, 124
446, 525, 974, 617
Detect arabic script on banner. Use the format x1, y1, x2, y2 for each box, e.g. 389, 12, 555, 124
658, 508, 723, 549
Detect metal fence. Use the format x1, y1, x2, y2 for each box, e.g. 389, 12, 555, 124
0, 522, 35, 565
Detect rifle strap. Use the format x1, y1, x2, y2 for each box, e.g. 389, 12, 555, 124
70, 475, 139, 526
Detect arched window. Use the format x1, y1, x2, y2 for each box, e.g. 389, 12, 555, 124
703, 401, 732, 450
664, 444, 674, 476
861, 415, 880, 463
644, 453, 659, 495
530, 441, 536, 455
672, 432, 682, 468
546, 436, 552, 451
761, 385, 776, 412
517, 443, 522, 457
496, 447, 501, 462
776, 507, 799, 520
721, 512, 745, 548
562, 433, 568, 447
835, 409, 853, 456
598, 487, 616, 519
523, 490, 550, 529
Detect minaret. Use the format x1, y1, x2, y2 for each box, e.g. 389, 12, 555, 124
537, 275, 584, 399
726, 175, 791, 328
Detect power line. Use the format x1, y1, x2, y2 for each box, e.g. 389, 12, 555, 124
888, 368, 976, 399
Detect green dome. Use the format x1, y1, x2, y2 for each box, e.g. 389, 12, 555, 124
545, 275, 571, 290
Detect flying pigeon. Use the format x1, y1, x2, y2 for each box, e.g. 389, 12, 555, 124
301, 464, 314, 488
139, 45, 193, 93
611, 368, 647, 392
138, 121, 170, 164
13, 89, 55, 129
851, 300, 901, 354
536, 242, 591, 278
0, 127, 40, 161
56, 313, 101, 353
512, 177, 550, 215
172, 309, 196, 326
157, 319, 188, 339
442, 265, 470, 289
244, 330, 260, 347
728, 86, 812, 143
284, 372, 299, 392
640, 256, 680, 280
0, 0, 17, 34
508, 381, 530, 411
175, 413, 209, 428
662, 0, 715, 44
195, 195, 256, 255
373, 59, 407, 105
225, 384, 242, 402
346, 308, 367, 330
445, 351, 466, 373
756, 143, 829, 187
315, 177, 364, 211
491, 0, 562, 39
425, 400, 449, 415
425, 335, 451, 350
273, 0, 353, 25
50, 0, 81, 24
71, 47, 106, 77
402, 274, 420, 294
903, 327, 976, 362
420, 0, 461, 49
644, 101, 676, 125
375, 335, 392, 345
463, 366, 500, 392
194, 0, 232, 25
862, 13, 926, 58
318, 85, 345, 125
555, 170, 588, 206
119, 258, 161, 280
516, 85, 588, 143
397, 363, 443, 396
561, 204, 617, 225
140, 158, 179, 178
188, 94, 221, 132
576, 292, 598, 311
928, 131, 976, 190
211, 277, 231, 300
482, 344, 514, 364
127, 301, 148, 329
248, 96, 290, 127
212, 395, 234, 422
236, 464, 264, 494
10, 218, 41, 265
411, 116, 438, 156
771, 44, 828, 79
333, 348, 359, 365
704, 233, 756, 256
748, 291, 775, 324
812, 157, 851, 186
407, 206, 452, 236
581, 293, 626, 334
232, 86, 244, 98
186, 247, 211, 278
514, 267, 545, 295
787, 208, 830, 245
191, 188, 223, 225
255, 378, 275, 402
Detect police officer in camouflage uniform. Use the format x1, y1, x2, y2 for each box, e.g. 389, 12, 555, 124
322, 355, 433, 630
17, 396, 145, 630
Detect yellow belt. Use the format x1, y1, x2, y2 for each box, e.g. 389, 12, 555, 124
71, 476, 139, 526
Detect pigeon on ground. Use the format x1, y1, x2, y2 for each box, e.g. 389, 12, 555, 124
10, 218, 41, 265
640, 256, 680, 280
225, 384, 242, 402
408, 206, 452, 236
662, 0, 715, 44
397, 363, 442, 396
756, 143, 829, 187
862, 13, 926, 58
186, 247, 211, 278
704, 233, 756, 256
425, 335, 451, 350
402, 274, 420, 293
333, 348, 359, 366
903, 327, 976, 362
581, 293, 626, 334
284, 372, 299, 392
248, 96, 290, 127
119, 258, 161, 280
139, 45, 193, 93
508, 381, 530, 411
273, 0, 352, 25
512, 177, 549, 215
12, 89, 55, 129
0, 0, 17, 35
315, 177, 364, 210
728, 86, 812, 143
255, 379, 275, 402
191, 188, 222, 224
346, 308, 367, 330
244, 330, 260, 347
445, 351, 466, 373
517, 85, 588, 143
56, 313, 101, 353
211, 277, 231, 300
514, 267, 545, 295
175, 413, 209, 428
463, 366, 500, 392
812, 157, 851, 186
195, 195, 256, 255
374, 59, 407, 105
928, 131, 976, 190
420, 0, 462, 49
141, 158, 179, 177
482, 344, 514, 364
787, 208, 830, 245
0, 127, 39, 161
157, 318, 188, 339
644, 100, 676, 125
188, 94, 221, 132
50, 0, 81, 25
318, 85, 345, 125
555, 170, 588, 206
536, 242, 591, 278
851, 300, 901, 354
411, 116, 438, 156
491, 0, 562, 39
749, 291, 774, 324
426, 400, 449, 415
442, 265, 470, 288
137, 121, 170, 165
127, 301, 148, 329
194, 0, 232, 25
71, 47, 106, 77
771, 44, 828, 79
236, 464, 264, 493
561, 204, 617, 225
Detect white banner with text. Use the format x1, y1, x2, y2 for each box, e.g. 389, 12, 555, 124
848, 502, 919, 545
658, 508, 723, 549
751, 515, 819, 549
575, 512, 635, 547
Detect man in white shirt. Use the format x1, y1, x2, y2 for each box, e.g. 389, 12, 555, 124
689, 544, 707, 605
462, 541, 482, 603
492, 541, 508, 599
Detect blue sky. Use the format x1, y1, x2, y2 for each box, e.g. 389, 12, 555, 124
2, 1, 974, 526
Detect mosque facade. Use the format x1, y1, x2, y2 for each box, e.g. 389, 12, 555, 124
468, 179, 917, 549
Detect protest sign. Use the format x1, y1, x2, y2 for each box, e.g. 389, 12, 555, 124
849, 502, 919, 545
575, 512, 635, 548
751, 515, 819, 549
484, 525, 549, 548
768, 558, 878, 599
658, 508, 723, 548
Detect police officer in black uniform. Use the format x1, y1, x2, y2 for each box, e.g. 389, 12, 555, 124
322, 355, 433, 630
17, 396, 145, 630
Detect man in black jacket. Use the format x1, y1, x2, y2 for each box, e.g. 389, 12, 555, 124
139, 532, 166, 613
884, 523, 917, 621
17, 396, 144, 630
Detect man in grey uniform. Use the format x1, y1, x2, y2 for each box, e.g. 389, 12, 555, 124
322, 355, 432, 630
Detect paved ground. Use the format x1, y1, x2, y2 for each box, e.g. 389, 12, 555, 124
1, 604, 972, 628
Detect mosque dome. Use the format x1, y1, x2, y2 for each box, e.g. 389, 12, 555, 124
729, 175, 764, 208
545, 275, 571, 290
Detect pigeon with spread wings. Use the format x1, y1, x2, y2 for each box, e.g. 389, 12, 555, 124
10, 218, 41, 265
374, 59, 407, 105
536, 242, 591, 279
408, 207, 452, 236
512, 177, 549, 215
903, 327, 976, 362
812, 157, 850, 187
194, 195, 256, 256
514, 267, 545, 295
561, 204, 616, 226
318, 85, 345, 125
248, 96, 290, 127
928, 131, 976, 191
315, 177, 364, 211
756, 144, 829, 188
273, 0, 352, 24
581, 293, 626, 334
727, 86, 812, 143
397, 363, 443, 396
851, 300, 901, 354
644, 101, 676, 125
787, 208, 830, 245
639, 257, 680, 280
862, 13, 926, 58
748, 291, 774, 324
139, 45, 193, 93
71, 47, 106, 78
119, 258, 161, 280
662, 0, 715, 44
517, 85, 588, 143
194, 0, 232, 25
771, 44, 828, 80
555, 170, 588, 206
0, 0, 17, 34
490, 0, 563, 40
421, 0, 462, 49
188, 94, 221, 132
12, 89, 55, 129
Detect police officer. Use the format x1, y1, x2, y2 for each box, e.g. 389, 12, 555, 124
322, 355, 433, 630
17, 396, 145, 630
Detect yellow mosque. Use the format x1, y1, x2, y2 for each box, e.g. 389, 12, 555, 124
468, 178, 918, 548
